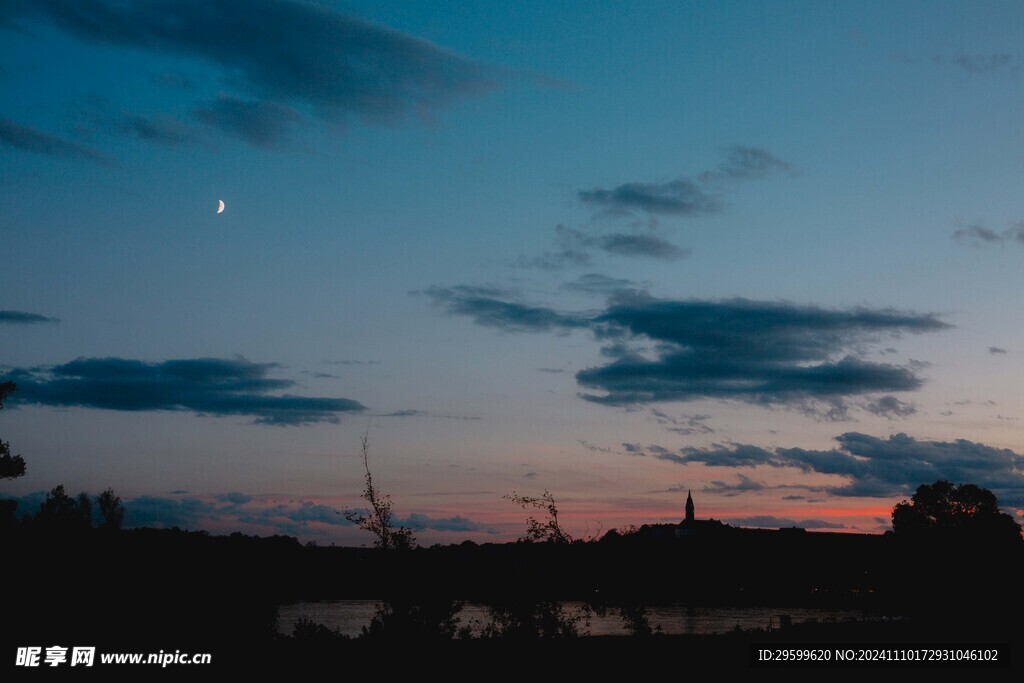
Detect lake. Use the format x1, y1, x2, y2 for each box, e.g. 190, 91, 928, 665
277, 600, 886, 637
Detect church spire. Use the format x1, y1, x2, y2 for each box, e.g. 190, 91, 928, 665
685, 489, 694, 523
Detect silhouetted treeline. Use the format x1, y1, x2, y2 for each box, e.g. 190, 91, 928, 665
5, 520, 1021, 639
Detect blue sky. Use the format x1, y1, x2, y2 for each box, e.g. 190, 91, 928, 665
3, 0, 1024, 544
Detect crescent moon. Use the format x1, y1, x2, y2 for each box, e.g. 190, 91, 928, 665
217, 200, 225, 214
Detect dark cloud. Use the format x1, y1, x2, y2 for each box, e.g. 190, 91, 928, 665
424, 285, 587, 333
862, 395, 916, 419
194, 95, 298, 147
597, 233, 688, 260
3, 356, 366, 425
428, 287, 949, 414
989, 346, 1008, 355
537, 367, 564, 374
120, 114, 193, 145
397, 512, 497, 533
0, 310, 59, 324
561, 273, 644, 296
0, 117, 107, 162
580, 178, 718, 216
523, 472, 538, 480
953, 222, 1024, 246
215, 492, 252, 505
636, 432, 1024, 507
578, 293, 948, 411
124, 495, 218, 528
7, 0, 494, 144
727, 515, 845, 530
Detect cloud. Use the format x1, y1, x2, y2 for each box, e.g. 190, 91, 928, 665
0, 117, 107, 162
537, 367, 564, 374
516, 225, 686, 270
124, 495, 218, 528
120, 114, 193, 145
578, 439, 613, 454
635, 432, 1024, 507
324, 359, 379, 366
578, 293, 949, 411
3, 356, 366, 425
427, 287, 949, 414
561, 273, 645, 296
424, 285, 588, 333
861, 395, 916, 419
0, 310, 59, 324
947, 53, 1019, 74
194, 95, 298, 147
597, 233, 689, 260
580, 146, 792, 216
989, 346, 1008, 355
215, 492, 252, 505
7, 0, 494, 144
953, 222, 1024, 246
650, 409, 714, 436
698, 146, 796, 184
397, 512, 497, 533
703, 473, 765, 496
580, 178, 718, 216
727, 515, 845, 530
378, 408, 480, 420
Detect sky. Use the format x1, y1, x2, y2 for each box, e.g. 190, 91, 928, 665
3, 0, 1024, 545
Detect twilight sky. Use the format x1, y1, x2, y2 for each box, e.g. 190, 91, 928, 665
3, 0, 1024, 544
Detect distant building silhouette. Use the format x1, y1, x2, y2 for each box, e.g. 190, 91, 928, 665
676, 491, 726, 538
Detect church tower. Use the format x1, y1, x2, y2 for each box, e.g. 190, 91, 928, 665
685, 489, 694, 523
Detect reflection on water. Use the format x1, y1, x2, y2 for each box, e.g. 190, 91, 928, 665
277, 600, 883, 637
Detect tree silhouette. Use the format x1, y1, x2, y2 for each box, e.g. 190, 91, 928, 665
504, 489, 573, 543
35, 485, 90, 530
97, 488, 125, 530
892, 480, 1021, 543
0, 382, 26, 480
341, 431, 414, 550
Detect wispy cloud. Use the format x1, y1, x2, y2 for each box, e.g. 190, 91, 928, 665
6, 0, 496, 146
3, 356, 366, 425
0, 310, 59, 325
424, 285, 588, 333
193, 95, 299, 147
727, 515, 845, 530
579, 178, 718, 216
953, 222, 1024, 246
579, 145, 792, 217
0, 117, 108, 163
561, 273, 646, 296
861, 395, 916, 419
